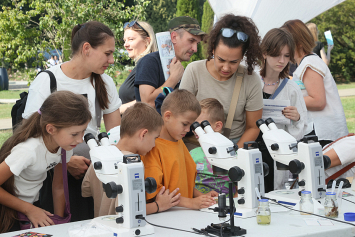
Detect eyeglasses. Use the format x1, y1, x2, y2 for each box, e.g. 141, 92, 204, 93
220, 28, 249, 42
124, 21, 149, 36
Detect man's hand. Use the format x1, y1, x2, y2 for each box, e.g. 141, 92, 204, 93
67, 156, 91, 179
167, 57, 184, 85
155, 186, 181, 212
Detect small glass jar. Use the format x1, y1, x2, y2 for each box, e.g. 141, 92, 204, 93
256, 199, 271, 225
299, 191, 314, 215
324, 192, 339, 218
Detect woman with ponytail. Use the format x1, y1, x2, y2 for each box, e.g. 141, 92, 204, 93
0, 91, 91, 233
22, 21, 122, 221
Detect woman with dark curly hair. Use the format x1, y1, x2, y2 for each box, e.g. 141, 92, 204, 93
180, 14, 263, 147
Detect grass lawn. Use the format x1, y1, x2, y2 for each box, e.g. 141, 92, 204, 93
0, 104, 13, 119
0, 89, 28, 99
341, 96, 355, 133
337, 82, 355, 90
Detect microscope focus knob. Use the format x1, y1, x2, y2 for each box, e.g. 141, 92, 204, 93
237, 198, 245, 205
298, 180, 305, 187
237, 188, 245, 194
289, 159, 305, 175
228, 166, 245, 182
93, 161, 102, 170
323, 155, 331, 170
116, 217, 124, 224
208, 147, 217, 154
116, 205, 124, 213
271, 143, 279, 151
104, 182, 123, 198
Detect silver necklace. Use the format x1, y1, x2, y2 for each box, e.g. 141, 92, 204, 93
262, 77, 279, 86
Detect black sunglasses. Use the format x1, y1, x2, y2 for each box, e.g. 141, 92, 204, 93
124, 21, 149, 36
220, 28, 249, 42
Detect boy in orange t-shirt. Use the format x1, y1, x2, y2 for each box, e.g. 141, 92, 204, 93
141, 89, 217, 212
82, 102, 180, 216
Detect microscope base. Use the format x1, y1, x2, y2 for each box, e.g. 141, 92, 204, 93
265, 190, 300, 206
234, 207, 257, 218
92, 216, 155, 237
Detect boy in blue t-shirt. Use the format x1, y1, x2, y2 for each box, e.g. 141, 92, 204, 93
190, 98, 236, 196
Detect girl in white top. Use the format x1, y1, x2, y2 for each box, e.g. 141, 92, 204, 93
0, 91, 91, 233
282, 20, 348, 147
257, 28, 308, 191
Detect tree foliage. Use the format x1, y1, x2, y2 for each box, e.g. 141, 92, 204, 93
145, 0, 177, 33
201, 0, 214, 58
309, 0, 355, 83
0, 0, 149, 80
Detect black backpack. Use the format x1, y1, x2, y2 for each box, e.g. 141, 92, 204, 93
11, 70, 57, 131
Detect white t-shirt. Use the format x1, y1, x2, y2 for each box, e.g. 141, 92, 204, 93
324, 136, 355, 179
23, 64, 122, 136
293, 54, 348, 140
4, 137, 72, 204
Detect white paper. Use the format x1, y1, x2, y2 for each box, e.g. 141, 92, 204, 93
156, 32, 175, 81
324, 30, 334, 46
303, 218, 333, 226
262, 99, 291, 125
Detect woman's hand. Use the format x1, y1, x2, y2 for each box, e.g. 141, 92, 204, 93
155, 186, 181, 212
282, 106, 300, 121
26, 205, 55, 228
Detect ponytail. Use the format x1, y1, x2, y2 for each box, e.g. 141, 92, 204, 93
91, 73, 109, 109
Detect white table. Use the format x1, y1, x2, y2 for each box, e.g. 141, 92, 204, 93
3, 189, 355, 237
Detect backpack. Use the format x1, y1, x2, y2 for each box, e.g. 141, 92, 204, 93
11, 70, 57, 131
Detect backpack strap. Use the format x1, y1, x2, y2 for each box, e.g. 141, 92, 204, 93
36, 70, 57, 93
269, 78, 288, 99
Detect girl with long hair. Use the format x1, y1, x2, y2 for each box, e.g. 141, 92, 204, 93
0, 91, 91, 232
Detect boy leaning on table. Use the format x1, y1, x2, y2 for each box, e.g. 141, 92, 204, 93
141, 89, 217, 213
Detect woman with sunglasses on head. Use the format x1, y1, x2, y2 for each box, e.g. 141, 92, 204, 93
256, 28, 308, 192
23, 21, 122, 221
119, 21, 158, 113
282, 20, 348, 147
180, 14, 263, 148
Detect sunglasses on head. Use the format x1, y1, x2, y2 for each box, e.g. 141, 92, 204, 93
220, 28, 249, 42
124, 21, 149, 37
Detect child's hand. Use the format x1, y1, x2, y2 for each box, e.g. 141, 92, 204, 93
205, 190, 219, 198
67, 155, 91, 179
26, 206, 55, 228
192, 195, 216, 209
156, 186, 181, 212
282, 106, 300, 121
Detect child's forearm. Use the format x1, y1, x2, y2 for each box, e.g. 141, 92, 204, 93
0, 187, 34, 215
146, 202, 159, 215
193, 188, 204, 198
177, 196, 193, 209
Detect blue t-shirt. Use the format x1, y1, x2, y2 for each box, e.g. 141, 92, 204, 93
134, 51, 165, 101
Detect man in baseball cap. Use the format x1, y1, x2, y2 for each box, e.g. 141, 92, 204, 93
134, 16, 205, 106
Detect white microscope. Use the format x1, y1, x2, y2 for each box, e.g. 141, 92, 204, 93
257, 118, 331, 204
191, 121, 269, 219
84, 133, 157, 237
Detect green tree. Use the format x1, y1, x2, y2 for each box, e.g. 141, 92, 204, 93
200, 0, 214, 58
309, 0, 355, 83
0, 0, 149, 81
145, 0, 177, 33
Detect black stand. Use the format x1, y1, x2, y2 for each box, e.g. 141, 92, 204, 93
203, 182, 246, 236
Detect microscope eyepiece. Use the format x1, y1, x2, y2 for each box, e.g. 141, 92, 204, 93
265, 118, 275, 126
84, 133, 96, 144
98, 132, 109, 141
190, 121, 201, 131
200, 120, 210, 129
256, 119, 265, 128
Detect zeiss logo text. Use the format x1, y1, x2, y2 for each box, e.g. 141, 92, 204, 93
315, 152, 320, 157
135, 173, 139, 179
256, 158, 260, 163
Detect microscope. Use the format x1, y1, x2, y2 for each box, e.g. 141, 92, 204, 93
257, 118, 331, 204
84, 133, 157, 237
191, 121, 269, 220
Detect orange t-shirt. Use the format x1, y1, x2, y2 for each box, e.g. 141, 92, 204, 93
141, 138, 197, 201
